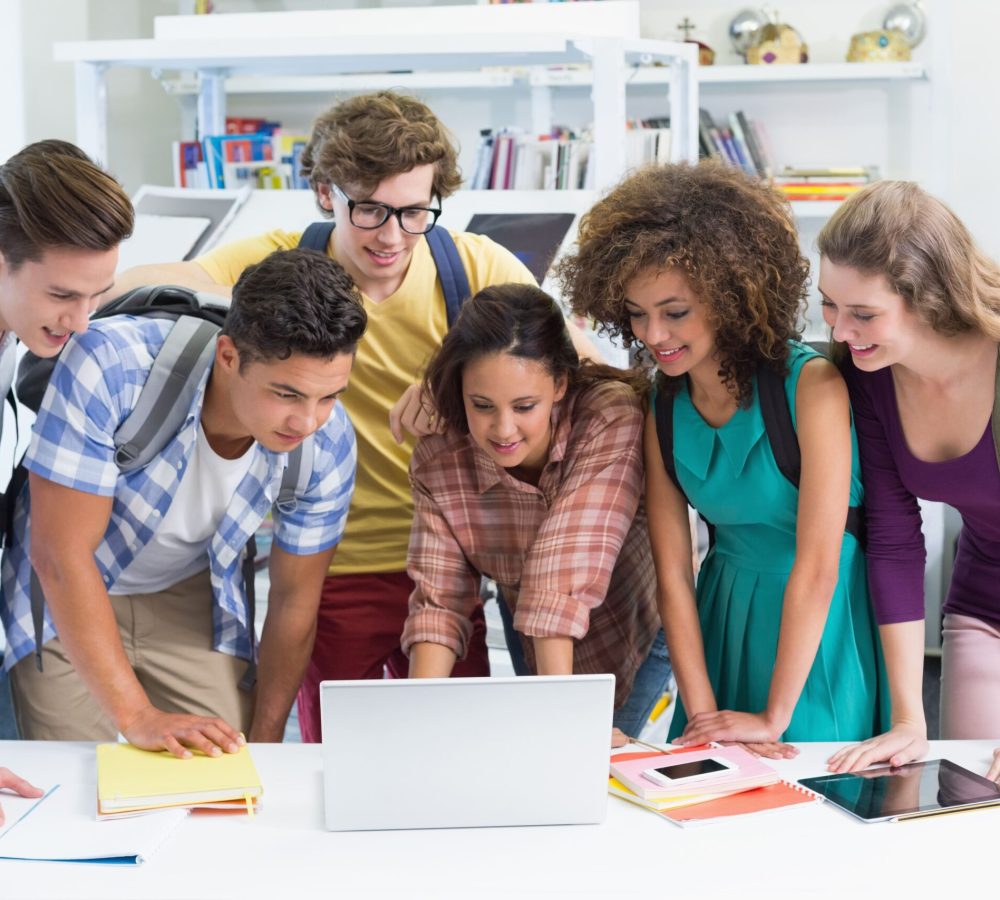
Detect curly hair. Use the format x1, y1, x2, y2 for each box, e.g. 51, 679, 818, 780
557, 161, 809, 407
423, 283, 649, 434
299, 91, 462, 213
0, 139, 133, 270
817, 180, 1000, 342
225, 248, 367, 369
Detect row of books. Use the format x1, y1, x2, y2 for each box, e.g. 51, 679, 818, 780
173, 129, 310, 191
470, 117, 672, 191
609, 743, 821, 827
470, 128, 592, 191
772, 166, 880, 202
699, 108, 773, 180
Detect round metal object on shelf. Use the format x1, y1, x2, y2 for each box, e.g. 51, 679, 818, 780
729, 8, 768, 56
883, 2, 926, 48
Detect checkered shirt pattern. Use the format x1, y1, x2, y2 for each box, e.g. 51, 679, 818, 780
1, 316, 356, 669
402, 380, 659, 707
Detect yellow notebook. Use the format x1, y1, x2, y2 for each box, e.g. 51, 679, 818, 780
96, 743, 263, 817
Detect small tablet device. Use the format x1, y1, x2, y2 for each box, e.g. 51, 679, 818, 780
798, 759, 1000, 823
641, 756, 737, 787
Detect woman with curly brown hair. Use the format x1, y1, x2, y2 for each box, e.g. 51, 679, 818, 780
559, 161, 887, 754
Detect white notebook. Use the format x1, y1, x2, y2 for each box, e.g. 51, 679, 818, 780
0, 782, 186, 865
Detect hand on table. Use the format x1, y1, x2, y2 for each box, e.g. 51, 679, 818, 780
673, 710, 798, 759
986, 747, 1000, 783
826, 723, 928, 773
611, 727, 630, 748
0, 767, 44, 827
389, 384, 446, 445
122, 706, 245, 760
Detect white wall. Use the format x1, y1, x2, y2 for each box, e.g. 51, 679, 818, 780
0, 0, 27, 160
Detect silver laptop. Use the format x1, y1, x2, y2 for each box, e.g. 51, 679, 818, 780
319, 675, 614, 831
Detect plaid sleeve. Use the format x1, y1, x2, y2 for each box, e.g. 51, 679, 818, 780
25, 326, 145, 496
401, 467, 481, 660
272, 403, 357, 556
514, 386, 644, 640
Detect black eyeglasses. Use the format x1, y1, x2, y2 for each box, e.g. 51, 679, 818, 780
331, 184, 441, 235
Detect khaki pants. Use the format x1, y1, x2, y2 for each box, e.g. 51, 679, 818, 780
10, 569, 254, 740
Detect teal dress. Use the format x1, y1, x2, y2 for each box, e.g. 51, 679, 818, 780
666, 343, 888, 742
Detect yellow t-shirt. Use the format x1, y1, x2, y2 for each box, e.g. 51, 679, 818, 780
197, 228, 536, 575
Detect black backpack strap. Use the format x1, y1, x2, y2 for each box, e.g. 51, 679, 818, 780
238, 532, 258, 693
653, 387, 714, 550
653, 389, 682, 498
757, 364, 801, 489
1, 388, 19, 549
298, 222, 336, 253
425, 228, 471, 328
758, 358, 866, 546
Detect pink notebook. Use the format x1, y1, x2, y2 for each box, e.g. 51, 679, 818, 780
610, 745, 778, 801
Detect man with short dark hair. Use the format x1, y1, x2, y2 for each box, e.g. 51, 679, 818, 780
1, 248, 367, 755
0, 139, 134, 817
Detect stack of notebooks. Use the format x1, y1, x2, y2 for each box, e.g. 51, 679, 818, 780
609, 744, 821, 827
97, 743, 264, 818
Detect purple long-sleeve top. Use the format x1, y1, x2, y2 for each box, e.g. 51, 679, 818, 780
842, 358, 1000, 628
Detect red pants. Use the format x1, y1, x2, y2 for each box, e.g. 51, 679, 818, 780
295, 571, 490, 742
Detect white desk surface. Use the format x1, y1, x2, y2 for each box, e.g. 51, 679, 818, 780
0, 740, 995, 900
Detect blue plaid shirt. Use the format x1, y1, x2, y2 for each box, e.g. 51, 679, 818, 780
1, 316, 356, 669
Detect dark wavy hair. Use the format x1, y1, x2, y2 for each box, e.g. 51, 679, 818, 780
423, 283, 649, 434
557, 161, 809, 407
224, 248, 367, 369
0, 139, 134, 270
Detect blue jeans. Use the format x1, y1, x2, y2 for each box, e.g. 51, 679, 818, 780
499, 594, 671, 737
612, 629, 672, 738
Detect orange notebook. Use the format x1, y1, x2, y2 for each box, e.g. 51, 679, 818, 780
657, 779, 823, 827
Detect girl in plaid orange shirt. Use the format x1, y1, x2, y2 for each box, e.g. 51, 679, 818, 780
402, 284, 671, 742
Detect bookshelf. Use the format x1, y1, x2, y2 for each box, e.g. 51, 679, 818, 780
53, 3, 700, 192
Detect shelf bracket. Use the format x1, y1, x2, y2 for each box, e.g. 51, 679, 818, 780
73, 61, 108, 165
197, 69, 227, 139
585, 38, 627, 191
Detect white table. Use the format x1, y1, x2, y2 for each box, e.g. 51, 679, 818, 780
0, 740, 996, 899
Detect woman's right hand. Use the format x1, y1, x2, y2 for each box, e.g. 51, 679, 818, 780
826, 723, 929, 773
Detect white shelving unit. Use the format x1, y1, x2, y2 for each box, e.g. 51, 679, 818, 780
53, 3, 699, 192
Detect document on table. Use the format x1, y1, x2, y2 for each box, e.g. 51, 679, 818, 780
0, 783, 187, 865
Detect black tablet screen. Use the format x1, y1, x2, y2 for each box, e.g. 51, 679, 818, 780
799, 759, 1000, 821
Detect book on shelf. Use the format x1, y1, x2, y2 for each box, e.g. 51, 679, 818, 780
172, 127, 311, 191
698, 109, 773, 180
610, 744, 779, 802
96, 742, 263, 818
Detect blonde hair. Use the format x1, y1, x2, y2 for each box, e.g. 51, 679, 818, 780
817, 181, 1000, 341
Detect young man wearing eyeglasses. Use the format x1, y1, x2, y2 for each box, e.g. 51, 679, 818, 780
114, 91, 599, 742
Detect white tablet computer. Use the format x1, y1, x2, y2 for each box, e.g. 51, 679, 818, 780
799, 759, 1000, 823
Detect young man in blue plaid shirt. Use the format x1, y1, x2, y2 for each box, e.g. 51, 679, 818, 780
1, 248, 367, 757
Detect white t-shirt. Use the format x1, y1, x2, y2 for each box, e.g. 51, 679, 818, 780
111, 422, 255, 595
